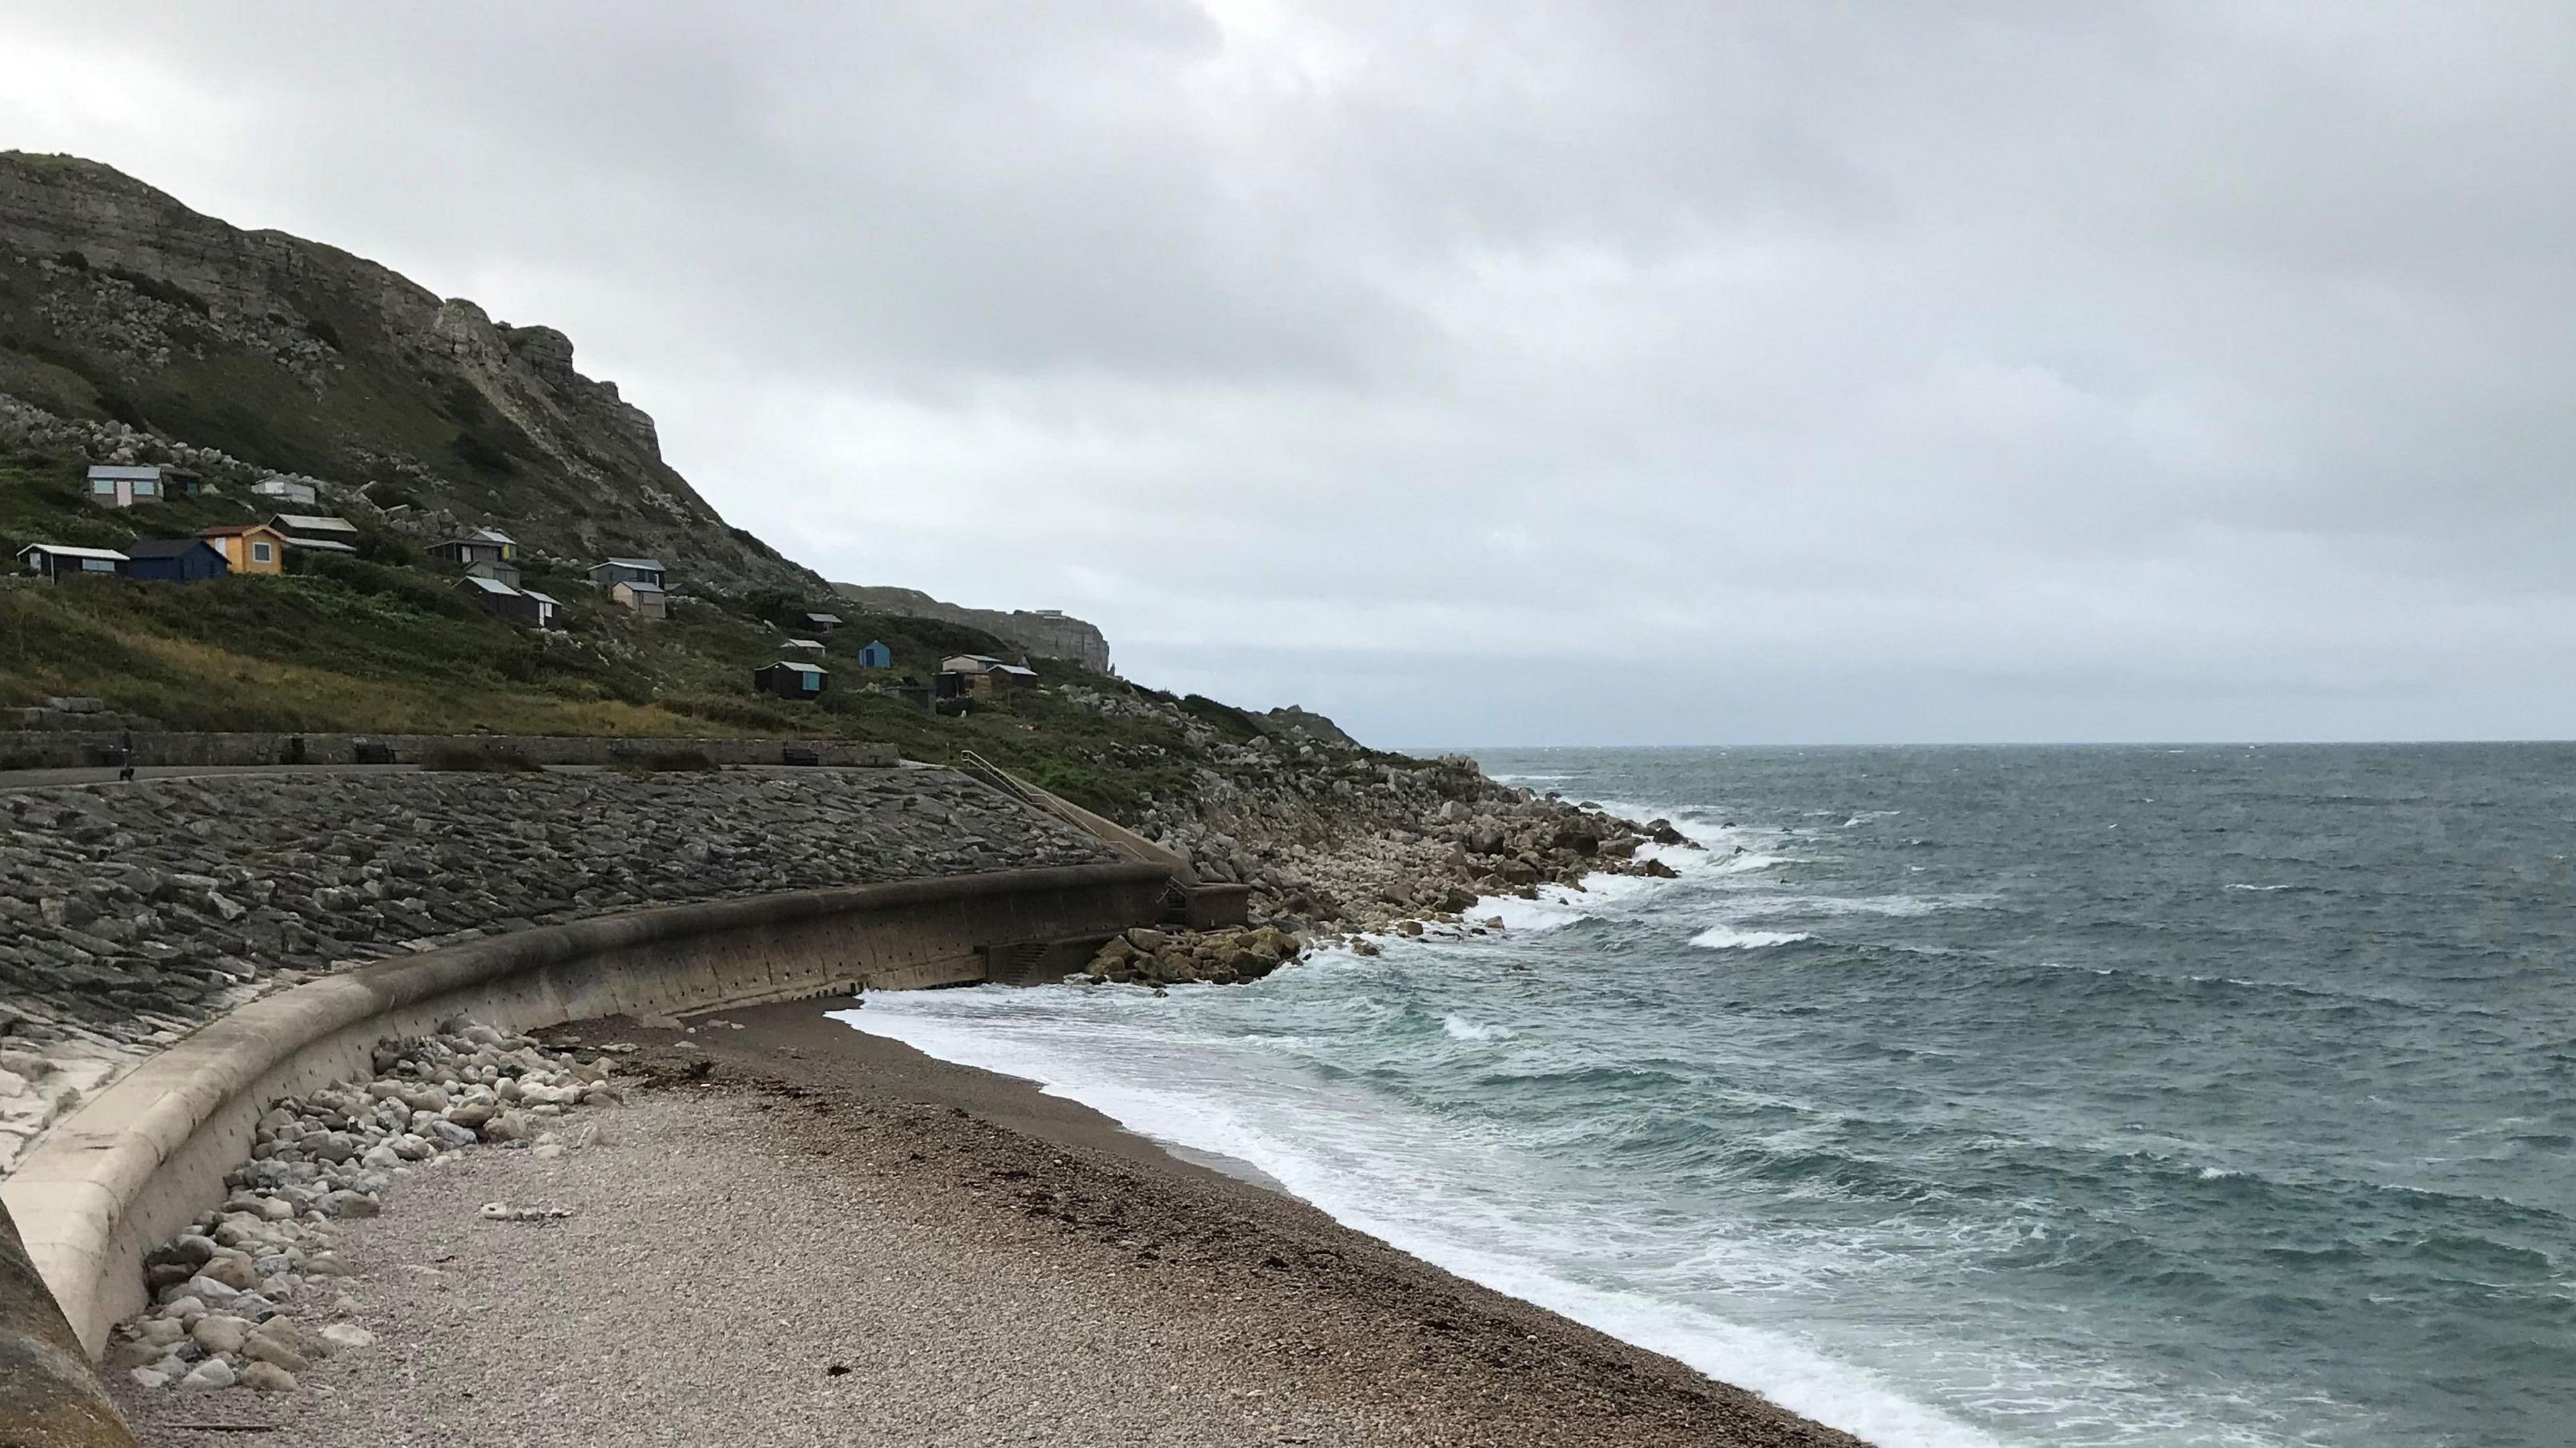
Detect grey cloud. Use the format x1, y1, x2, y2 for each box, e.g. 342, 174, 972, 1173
5, 1, 2573, 742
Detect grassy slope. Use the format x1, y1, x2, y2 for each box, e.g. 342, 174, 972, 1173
0, 201, 1301, 824
0, 444, 1231, 818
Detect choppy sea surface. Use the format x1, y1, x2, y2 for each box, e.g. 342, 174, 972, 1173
835, 745, 2576, 1448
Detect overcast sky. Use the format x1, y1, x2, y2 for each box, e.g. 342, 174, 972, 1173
7, 3, 2574, 745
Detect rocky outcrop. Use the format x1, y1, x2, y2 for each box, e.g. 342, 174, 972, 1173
1048, 688, 1693, 942
1257, 706, 1358, 748
1083, 924, 1304, 987
0, 152, 816, 598
831, 584, 1112, 671
0, 767, 1116, 1166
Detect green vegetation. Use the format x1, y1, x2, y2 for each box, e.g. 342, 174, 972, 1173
0, 156, 1346, 825
0, 441, 1242, 820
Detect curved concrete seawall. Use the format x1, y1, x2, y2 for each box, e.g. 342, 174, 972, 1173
2, 859, 1171, 1369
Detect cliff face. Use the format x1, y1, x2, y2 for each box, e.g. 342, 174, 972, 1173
832, 583, 1112, 671
0, 152, 816, 596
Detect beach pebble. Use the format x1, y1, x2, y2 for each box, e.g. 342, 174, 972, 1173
157, 1233, 219, 1267
239, 1360, 297, 1392
244, 1328, 314, 1374
318, 1323, 376, 1353
191, 1313, 253, 1354
423, 1117, 479, 1148
197, 1254, 259, 1290
178, 1272, 239, 1302
178, 1357, 237, 1390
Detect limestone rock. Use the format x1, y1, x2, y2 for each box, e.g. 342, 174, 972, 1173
191, 1313, 252, 1354
239, 1359, 297, 1392
178, 1357, 237, 1390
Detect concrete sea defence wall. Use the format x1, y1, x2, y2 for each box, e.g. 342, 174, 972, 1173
0, 765, 1119, 1167
0, 730, 898, 771
5, 858, 1173, 1376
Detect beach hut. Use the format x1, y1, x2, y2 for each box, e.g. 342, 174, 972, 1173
752, 661, 829, 699
124, 538, 230, 582
266, 514, 362, 555
17, 543, 129, 579
588, 557, 665, 590
85, 464, 199, 508
429, 528, 521, 585
857, 640, 894, 669
455, 575, 551, 628
934, 654, 1039, 698
199, 522, 290, 575
608, 578, 667, 620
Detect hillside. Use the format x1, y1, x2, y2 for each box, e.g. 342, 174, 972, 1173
0, 153, 1291, 813
0, 151, 810, 598
0, 154, 1666, 940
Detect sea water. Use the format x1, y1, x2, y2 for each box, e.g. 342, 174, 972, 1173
833, 744, 2576, 1447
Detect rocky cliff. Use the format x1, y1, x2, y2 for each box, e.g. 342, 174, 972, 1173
831, 583, 1112, 671
0, 152, 817, 598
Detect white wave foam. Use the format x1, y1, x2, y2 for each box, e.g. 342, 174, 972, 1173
1442, 1014, 1513, 1042
1716, 892, 1995, 922
2224, 883, 2292, 893
1688, 925, 1815, 951
1448, 850, 1707, 938
1708, 851, 1788, 877
1469, 893, 1597, 933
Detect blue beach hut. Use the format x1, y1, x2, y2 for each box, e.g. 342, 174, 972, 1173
857, 639, 893, 669
124, 538, 230, 582
753, 661, 829, 699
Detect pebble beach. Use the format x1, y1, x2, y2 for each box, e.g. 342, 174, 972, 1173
109, 1001, 1865, 1448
